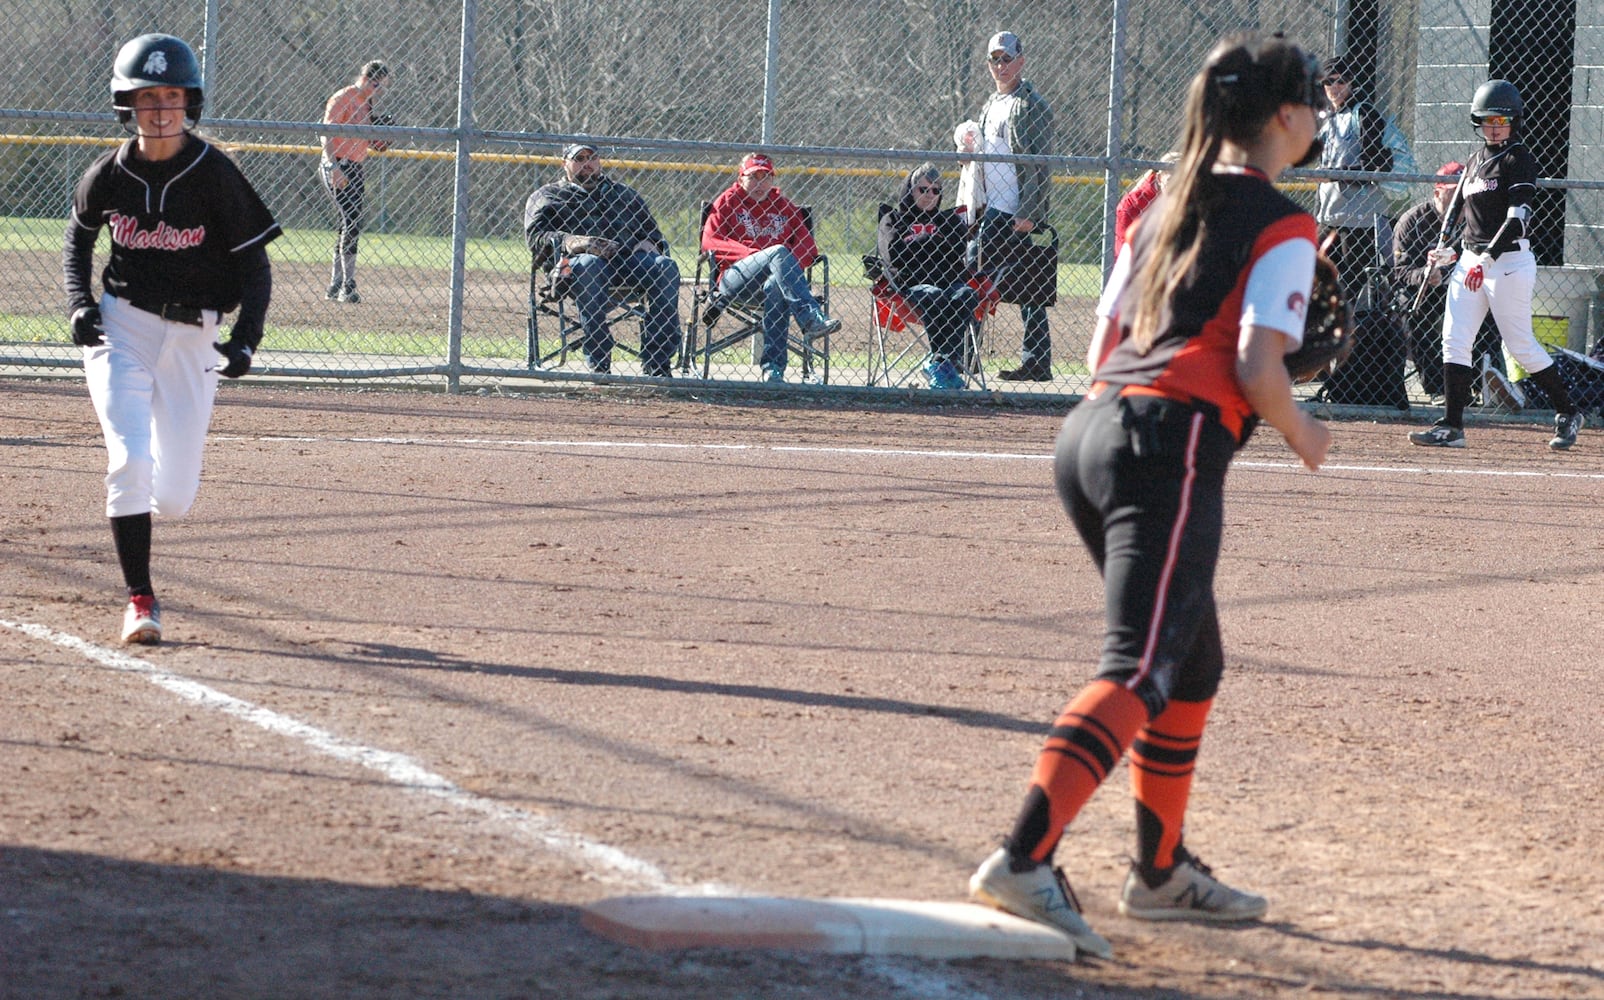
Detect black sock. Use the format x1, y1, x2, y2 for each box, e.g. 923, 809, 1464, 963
1526, 364, 1576, 415
1443, 362, 1475, 427
110, 513, 153, 597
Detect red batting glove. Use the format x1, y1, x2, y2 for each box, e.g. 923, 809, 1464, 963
1465, 264, 1484, 292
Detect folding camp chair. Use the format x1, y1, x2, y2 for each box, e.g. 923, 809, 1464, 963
862, 204, 990, 389
525, 234, 657, 374
684, 201, 831, 382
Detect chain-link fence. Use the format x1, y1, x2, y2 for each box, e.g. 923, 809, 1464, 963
2, 0, 1601, 408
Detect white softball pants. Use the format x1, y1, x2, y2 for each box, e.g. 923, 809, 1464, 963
83, 296, 221, 518
1439, 245, 1553, 374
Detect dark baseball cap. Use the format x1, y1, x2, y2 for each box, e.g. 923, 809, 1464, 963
562, 142, 598, 160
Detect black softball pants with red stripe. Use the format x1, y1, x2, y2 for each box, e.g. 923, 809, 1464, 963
1054, 390, 1236, 717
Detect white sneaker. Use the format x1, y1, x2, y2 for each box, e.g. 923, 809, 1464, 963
1118, 850, 1267, 923
968, 847, 1114, 959
121, 594, 161, 645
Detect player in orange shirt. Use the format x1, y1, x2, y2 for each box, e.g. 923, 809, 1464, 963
969, 31, 1331, 960
319, 60, 390, 303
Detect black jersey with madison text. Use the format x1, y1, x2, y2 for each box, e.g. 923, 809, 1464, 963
1459, 142, 1536, 247
69, 136, 281, 312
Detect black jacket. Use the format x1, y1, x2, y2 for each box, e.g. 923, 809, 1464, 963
876, 172, 971, 290
523, 175, 666, 267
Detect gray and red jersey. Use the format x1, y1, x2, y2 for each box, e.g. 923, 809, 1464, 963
65, 136, 281, 315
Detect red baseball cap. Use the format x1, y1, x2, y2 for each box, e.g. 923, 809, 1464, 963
739, 153, 775, 177
1434, 161, 1464, 190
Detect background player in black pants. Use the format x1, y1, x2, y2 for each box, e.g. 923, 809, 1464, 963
63, 33, 282, 644
1409, 79, 1582, 451
968, 32, 1331, 960
320, 60, 391, 303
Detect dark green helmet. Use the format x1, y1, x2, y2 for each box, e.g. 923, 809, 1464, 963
110, 34, 204, 123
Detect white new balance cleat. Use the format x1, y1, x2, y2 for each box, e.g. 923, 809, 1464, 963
120, 594, 161, 645
969, 847, 1114, 959
1118, 849, 1267, 923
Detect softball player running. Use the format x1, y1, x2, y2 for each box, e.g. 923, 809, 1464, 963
63, 33, 282, 644
968, 32, 1331, 959
1409, 79, 1582, 450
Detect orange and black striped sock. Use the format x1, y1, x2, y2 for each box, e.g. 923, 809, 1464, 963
1007, 679, 1149, 864
1130, 697, 1213, 873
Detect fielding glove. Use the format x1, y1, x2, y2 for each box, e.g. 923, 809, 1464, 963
70, 306, 104, 346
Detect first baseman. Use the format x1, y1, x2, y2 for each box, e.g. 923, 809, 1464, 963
62, 33, 282, 644
968, 32, 1331, 959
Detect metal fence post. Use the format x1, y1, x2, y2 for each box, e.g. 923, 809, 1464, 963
446, 0, 478, 393
762, 0, 781, 143
1101, 0, 1129, 279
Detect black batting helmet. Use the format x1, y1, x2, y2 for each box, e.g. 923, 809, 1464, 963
110, 34, 204, 124
1470, 79, 1523, 124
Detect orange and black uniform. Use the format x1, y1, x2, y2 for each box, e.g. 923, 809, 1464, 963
1008, 169, 1315, 871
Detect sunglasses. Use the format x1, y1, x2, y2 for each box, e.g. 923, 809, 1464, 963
988, 53, 1017, 65
1478, 114, 1513, 128
915, 184, 942, 194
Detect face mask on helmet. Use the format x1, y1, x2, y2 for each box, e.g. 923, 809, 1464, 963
110, 34, 205, 128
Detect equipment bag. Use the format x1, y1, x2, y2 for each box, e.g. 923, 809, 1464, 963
1323, 308, 1411, 409
988, 224, 1059, 307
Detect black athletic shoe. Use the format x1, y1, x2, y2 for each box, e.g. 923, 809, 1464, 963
999, 362, 1052, 382
1550, 412, 1584, 451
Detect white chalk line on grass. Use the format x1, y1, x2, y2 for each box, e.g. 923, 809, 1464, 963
226, 433, 1604, 481
0, 617, 712, 897
2, 616, 994, 998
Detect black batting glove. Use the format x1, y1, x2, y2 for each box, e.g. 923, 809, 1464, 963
70, 306, 104, 346
212, 339, 254, 378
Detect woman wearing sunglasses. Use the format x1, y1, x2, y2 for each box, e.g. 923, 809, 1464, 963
876, 165, 980, 389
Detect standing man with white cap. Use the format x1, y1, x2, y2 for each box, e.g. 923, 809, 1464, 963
971, 30, 1056, 382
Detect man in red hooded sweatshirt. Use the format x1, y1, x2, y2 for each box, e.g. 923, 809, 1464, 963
700, 154, 840, 383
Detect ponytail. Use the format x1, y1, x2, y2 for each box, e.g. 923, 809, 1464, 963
1126, 32, 1321, 353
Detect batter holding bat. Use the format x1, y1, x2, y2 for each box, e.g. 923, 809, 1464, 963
63, 33, 282, 644
1408, 79, 1582, 450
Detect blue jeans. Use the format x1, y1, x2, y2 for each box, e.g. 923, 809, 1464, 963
902, 283, 979, 364
973, 207, 1049, 368
569, 250, 681, 373
716, 245, 825, 372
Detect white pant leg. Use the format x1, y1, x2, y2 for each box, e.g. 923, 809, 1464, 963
149, 313, 221, 518
87, 298, 162, 517
1483, 249, 1552, 375
1441, 253, 1492, 368
92, 297, 220, 519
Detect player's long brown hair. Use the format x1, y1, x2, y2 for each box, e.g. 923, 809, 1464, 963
1127, 33, 1320, 354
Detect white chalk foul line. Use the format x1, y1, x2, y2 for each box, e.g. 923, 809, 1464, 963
234, 434, 1604, 479
0, 617, 726, 898
2, 615, 998, 995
